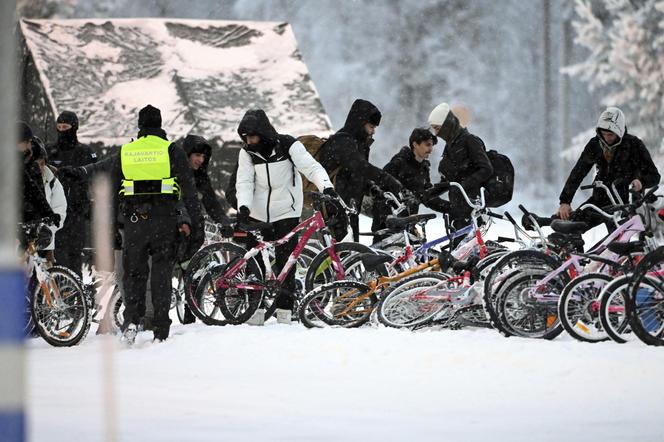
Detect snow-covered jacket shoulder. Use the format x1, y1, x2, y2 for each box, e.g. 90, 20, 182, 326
236, 139, 332, 222
41, 166, 67, 250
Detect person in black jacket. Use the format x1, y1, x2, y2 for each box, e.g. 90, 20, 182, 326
557, 106, 660, 226
428, 102, 493, 229
371, 128, 449, 241
47, 111, 97, 276
180, 135, 232, 228
318, 99, 403, 240
63, 105, 203, 343
18, 122, 57, 224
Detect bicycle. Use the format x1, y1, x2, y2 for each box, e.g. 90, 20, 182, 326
186, 192, 370, 325
22, 220, 90, 347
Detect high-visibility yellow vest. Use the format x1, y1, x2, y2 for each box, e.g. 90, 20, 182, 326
119, 135, 180, 198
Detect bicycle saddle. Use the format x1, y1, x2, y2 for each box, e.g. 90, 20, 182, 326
385, 213, 436, 230
607, 240, 644, 256
358, 253, 392, 275
550, 219, 589, 235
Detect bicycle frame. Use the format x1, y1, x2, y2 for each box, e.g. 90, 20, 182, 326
217, 210, 343, 291
528, 213, 645, 299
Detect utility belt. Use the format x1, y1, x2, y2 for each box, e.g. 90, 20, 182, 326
121, 201, 177, 223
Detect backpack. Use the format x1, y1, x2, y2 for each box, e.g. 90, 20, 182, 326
297, 135, 341, 208
484, 149, 514, 208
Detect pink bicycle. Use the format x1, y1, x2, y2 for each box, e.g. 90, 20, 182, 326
186, 192, 373, 325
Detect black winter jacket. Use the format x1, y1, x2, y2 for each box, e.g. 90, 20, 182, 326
22, 161, 55, 223
438, 128, 493, 193
47, 136, 97, 216
318, 99, 402, 210
559, 133, 661, 205
180, 135, 230, 224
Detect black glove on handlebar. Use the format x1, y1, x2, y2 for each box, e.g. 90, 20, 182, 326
220, 223, 235, 238
237, 206, 251, 225
323, 187, 339, 199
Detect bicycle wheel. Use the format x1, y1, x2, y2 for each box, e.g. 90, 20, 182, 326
304, 242, 375, 293
558, 273, 611, 343
496, 267, 568, 340
31, 266, 90, 347
628, 270, 664, 346
298, 281, 375, 328
377, 273, 455, 329
482, 250, 562, 335
599, 275, 634, 343
185, 242, 260, 324
198, 253, 264, 326
184, 242, 262, 311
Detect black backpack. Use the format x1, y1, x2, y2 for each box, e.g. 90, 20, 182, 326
484, 149, 514, 208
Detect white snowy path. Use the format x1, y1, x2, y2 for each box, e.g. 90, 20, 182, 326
28, 323, 664, 442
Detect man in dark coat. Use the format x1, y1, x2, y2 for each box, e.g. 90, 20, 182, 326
556, 106, 660, 226
429, 102, 493, 229
63, 105, 203, 343
180, 134, 232, 227
47, 111, 97, 276
371, 128, 449, 240
318, 99, 403, 240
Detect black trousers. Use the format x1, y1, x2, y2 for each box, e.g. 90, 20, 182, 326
122, 214, 177, 339
54, 212, 86, 277
245, 217, 299, 310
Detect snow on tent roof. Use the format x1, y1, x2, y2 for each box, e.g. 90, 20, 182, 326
20, 18, 332, 147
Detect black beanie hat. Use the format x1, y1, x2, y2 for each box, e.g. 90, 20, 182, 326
18, 121, 33, 142
138, 105, 162, 129
56, 111, 79, 131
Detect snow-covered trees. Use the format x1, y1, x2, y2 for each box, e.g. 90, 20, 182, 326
563, 0, 664, 161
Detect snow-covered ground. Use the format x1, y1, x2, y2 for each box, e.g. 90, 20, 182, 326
27, 215, 664, 442
27, 321, 664, 442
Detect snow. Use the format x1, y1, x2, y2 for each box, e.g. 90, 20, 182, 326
27, 321, 664, 442
26, 214, 662, 442
20, 18, 332, 147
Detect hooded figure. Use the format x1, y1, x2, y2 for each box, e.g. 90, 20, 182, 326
557, 106, 660, 227
181, 135, 230, 225
318, 99, 403, 241
429, 102, 493, 229
46, 110, 97, 276
235, 109, 333, 321
19, 122, 56, 224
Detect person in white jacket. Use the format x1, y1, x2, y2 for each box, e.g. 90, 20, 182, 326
33, 142, 67, 263
235, 109, 335, 324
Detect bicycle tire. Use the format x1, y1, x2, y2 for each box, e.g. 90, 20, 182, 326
298, 280, 375, 328
31, 266, 91, 347
495, 268, 568, 340
557, 273, 611, 343
304, 242, 375, 293
598, 275, 633, 343
377, 273, 455, 329
628, 266, 664, 346
482, 250, 561, 336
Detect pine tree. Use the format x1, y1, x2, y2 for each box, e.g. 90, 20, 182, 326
563, 0, 664, 163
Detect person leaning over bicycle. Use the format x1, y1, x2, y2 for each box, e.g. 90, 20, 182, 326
556, 106, 660, 230
235, 109, 335, 324
371, 127, 450, 242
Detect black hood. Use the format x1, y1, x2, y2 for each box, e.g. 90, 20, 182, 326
181, 135, 212, 170
237, 109, 279, 147
56, 111, 79, 147
340, 99, 382, 143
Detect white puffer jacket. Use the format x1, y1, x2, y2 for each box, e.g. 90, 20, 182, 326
236, 140, 332, 222
41, 165, 67, 250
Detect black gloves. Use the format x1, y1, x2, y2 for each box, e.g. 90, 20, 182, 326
59, 166, 87, 180
220, 223, 235, 238
323, 187, 339, 198
237, 206, 251, 225
45, 213, 61, 226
